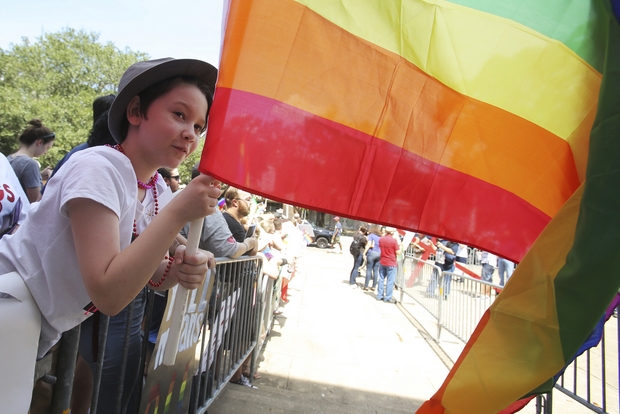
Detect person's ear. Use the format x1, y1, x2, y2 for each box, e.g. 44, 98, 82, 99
126, 96, 142, 126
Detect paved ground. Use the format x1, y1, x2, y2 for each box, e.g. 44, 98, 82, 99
208, 238, 608, 413
208, 240, 449, 413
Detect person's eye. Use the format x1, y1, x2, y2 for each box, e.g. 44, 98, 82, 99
174, 111, 185, 119
196, 125, 207, 138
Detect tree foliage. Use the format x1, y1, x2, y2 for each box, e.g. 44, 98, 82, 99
0, 28, 148, 166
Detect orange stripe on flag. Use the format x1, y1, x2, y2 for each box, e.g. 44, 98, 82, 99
218, 0, 581, 219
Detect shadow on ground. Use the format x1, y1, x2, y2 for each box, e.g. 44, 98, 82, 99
207, 371, 426, 413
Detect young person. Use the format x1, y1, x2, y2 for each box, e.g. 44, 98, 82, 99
0, 58, 220, 412
7, 119, 56, 202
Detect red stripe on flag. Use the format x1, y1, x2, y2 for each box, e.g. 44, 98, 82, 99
202, 88, 550, 262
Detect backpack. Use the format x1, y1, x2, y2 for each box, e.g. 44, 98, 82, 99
350, 234, 363, 256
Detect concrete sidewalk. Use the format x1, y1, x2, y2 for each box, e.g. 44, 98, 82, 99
208, 240, 450, 413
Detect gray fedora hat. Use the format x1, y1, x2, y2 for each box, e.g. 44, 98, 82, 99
108, 57, 218, 143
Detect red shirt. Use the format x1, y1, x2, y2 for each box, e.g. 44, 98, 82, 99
379, 235, 399, 266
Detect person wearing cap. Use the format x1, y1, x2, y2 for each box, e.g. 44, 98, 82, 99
377, 227, 402, 303
7, 119, 56, 202
330, 216, 343, 253
0, 58, 220, 412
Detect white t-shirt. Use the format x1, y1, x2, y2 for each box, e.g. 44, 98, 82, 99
0, 154, 30, 237
0, 146, 172, 356
481, 251, 498, 267
456, 244, 469, 260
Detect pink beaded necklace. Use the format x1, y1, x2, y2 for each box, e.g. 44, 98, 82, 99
109, 144, 159, 239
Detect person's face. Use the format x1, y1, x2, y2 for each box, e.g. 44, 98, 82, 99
130, 83, 208, 169
34, 139, 54, 157
234, 191, 252, 217
168, 168, 181, 192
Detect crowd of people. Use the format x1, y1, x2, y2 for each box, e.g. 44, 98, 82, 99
0, 55, 518, 413
341, 222, 515, 303
0, 57, 295, 413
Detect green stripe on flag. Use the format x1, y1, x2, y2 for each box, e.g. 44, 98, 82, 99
449, 0, 608, 71
555, 0, 620, 366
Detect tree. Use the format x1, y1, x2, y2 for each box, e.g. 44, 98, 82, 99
0, 28, 148, 166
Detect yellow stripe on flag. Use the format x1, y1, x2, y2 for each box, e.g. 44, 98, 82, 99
295, 0, 601, 143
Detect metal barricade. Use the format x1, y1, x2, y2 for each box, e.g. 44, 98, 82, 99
396, 253, 619, 414
395, 255, 501, 342
35, 254, 269, 414
436, 271, 501, 342
255, 270, 282, 356
396, 255, 443, 338
193, 256, 263, 412
553, 306, 619, 414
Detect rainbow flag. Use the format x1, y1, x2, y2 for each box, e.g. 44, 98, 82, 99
200, 1, 620, 412
201, 0, 606, 264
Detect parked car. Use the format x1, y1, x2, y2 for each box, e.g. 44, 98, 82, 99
298, 220, 334, 249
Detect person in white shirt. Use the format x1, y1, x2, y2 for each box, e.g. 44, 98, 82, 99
0, 58, 220, 412
480, 251, 498, 298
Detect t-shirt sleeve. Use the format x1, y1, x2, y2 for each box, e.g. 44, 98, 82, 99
12, 157, 42, 189
55, 150, 133, 220
201, 212, 237, 257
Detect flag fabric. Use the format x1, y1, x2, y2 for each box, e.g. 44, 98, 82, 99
200, 1, 620, 413
417, 3, 620, 411
200, 0, 606, 264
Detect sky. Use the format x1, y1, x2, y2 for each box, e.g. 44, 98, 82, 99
0, 0, 226, 66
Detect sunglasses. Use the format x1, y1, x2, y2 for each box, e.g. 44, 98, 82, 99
171, 175, 180, 181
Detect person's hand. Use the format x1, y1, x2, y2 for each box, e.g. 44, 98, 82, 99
172, 245, 214, 289
244, 237, 257, 251
171, 175, 221, 223
41, 166, 53, 180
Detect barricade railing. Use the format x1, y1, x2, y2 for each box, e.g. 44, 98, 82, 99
553, 306, 619, 414
34, 254, 273, 414
192, 256, 263, 412
395, 255, 501, 342
396, 253, 619, 414
396, 254, 443, 338
434, 271, 501, 343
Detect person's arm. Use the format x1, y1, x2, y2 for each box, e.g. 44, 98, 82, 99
25, 187, 42, 203
229, 237, 258, 259
68, 175, 220, 316
395, 237, 403, 255
169, 233, 187, 256
436, 241, 455, 255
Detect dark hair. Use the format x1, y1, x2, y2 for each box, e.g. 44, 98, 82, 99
18, 119, 55, 146
92, 95, 116, 123
224, 187, 240, 209
118, 76, 213, 141
158, 167, 173, 180
360, 226, 368, 234
87, 110, 116, 147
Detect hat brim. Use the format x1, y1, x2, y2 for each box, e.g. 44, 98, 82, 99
109, 58, 218, 143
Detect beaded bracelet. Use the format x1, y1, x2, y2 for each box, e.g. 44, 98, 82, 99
149, 255, 174, 288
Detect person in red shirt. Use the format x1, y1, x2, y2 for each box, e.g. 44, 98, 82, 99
377, 227, 402, 303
